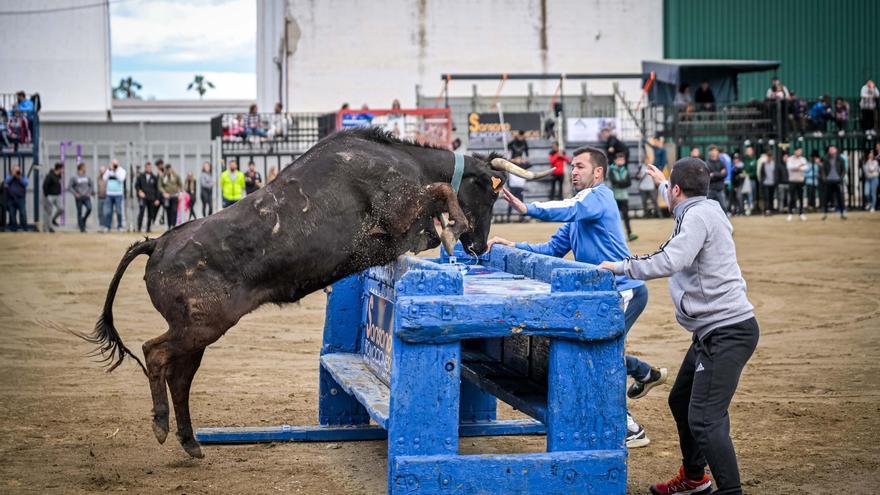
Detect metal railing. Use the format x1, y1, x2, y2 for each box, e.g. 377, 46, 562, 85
211, 112, 324, 155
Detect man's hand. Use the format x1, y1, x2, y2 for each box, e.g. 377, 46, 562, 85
487, 236, 515, 251
138, 191, 145, 199
598, 261, 617, 272
645, 164, 666, 187
501, 188, 527, 214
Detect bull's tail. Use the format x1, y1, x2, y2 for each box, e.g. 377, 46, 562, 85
78, 237, 157, 375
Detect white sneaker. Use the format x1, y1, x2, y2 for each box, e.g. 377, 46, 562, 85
626, 424, 650, 448
800, 214, 807, 221
786, 214, 792, 222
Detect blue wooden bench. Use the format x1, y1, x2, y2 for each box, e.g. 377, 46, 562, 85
197, 245, 628, 494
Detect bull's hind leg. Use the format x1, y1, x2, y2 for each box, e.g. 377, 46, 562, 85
143, 333, 172, 444
167, 348, 206, 458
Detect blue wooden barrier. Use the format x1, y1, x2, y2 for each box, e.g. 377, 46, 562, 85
196, 245, 628, 494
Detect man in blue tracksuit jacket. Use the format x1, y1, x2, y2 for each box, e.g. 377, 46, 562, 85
489, 145, 667, 448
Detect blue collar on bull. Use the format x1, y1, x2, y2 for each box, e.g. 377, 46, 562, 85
451, 152, 465, 193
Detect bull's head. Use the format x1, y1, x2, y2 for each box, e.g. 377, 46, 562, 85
453, 155, 552, 255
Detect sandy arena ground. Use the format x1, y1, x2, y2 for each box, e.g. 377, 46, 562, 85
0, 213, 878, 494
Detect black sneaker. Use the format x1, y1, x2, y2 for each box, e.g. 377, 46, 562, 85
628, 367, 668, 399
626, 424, 650, 448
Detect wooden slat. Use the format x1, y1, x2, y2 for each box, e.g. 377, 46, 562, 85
320, 353, 391, 429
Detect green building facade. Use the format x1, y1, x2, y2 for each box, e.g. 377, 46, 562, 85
664, 0, 879, 101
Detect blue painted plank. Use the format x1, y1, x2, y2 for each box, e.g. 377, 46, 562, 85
460, 358, 547, 423
318, 366, 370, 426
391, 450, 626, 495
395, 292, 624, 344
321, 274, 364, 355
195, 420, 546, 444
546, 339, 627, 453
320, 353, 391, 429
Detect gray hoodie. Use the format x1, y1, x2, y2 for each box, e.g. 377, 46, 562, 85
611, 191, 754, 340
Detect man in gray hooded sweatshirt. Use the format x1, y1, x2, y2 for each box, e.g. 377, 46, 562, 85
600, 157, 758, 495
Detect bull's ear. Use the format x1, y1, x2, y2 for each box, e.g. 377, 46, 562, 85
490, 176, 503, 192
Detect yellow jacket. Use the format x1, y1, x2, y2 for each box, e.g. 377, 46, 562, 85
220, 170, 245, 201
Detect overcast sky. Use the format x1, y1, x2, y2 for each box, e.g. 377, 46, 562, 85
110, 0, 256, 100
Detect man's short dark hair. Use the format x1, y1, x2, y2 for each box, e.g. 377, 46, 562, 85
670, 158, 710, 198
707, 144, 718, 152
54, 162, 63, 170
572, 146, 608, 177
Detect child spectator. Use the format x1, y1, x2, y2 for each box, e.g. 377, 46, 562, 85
245, 104, 267, 139
637, 158, 658, 218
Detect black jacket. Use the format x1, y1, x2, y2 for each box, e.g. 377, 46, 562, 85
135, 172, 159, 201
42, 171, 62, 196
821, 155, 846, 183
706, 159, 726, 191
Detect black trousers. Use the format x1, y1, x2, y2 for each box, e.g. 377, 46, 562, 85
823, 182, 844, 214
548, 175, 564, 201
615, 199, 632, 235
138, 199, 159, 231
669, 317, 759, 495
165, 196, 179, 229
761, 185, 776, 212
201, 188, 213, 217
75, 197, 92, 232
788, 182, 804, 215
862, 109, 876, 132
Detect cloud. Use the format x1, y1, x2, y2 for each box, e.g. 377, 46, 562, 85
113, 70, 256, 100
111, 0, 255, 73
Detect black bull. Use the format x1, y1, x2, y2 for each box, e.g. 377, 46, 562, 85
79, 128, 547, 458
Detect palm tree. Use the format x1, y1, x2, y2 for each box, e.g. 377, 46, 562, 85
187, 75, 215, 99
112, 77, 142, 99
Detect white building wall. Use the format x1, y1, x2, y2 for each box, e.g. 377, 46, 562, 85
0, 0, 112, 121
274, 0, 663, 112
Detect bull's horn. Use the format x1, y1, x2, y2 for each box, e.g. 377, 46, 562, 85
490, 158, 554, 180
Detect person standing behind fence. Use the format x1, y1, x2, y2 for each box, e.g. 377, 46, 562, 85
185, 171, 197, 221
4, 165, 29, 232
96, 165, 107, 230
67, 163, 94, 233
609, 153, 638, 241
758, 150, 779, 215
804, 151, 822, 211
705, 145, 727, 212
860, 79, 879, 136
159, 163, 183, 229
637, 158, 659, 218
102, 160, 126, 232
821, 145, 847, 220
863, 150, 879, 212
135, 162, 160, 232
548, 142, 569, 201
777, 151, 791, 215
731, 152, 746, 216
41, 163, 63, 232
220, 161, 245, 207
244, 161, 263, 196
786, 148, 808, 221
743, 146, 758, 215
199, 161, 213, 217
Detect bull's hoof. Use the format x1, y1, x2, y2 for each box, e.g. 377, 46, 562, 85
152, 416, 169, 444
178, 433, 204, 459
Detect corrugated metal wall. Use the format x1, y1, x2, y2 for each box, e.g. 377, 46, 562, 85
664, 0, 879, 100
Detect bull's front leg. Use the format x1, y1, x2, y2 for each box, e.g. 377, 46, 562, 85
424, 183, 470, 255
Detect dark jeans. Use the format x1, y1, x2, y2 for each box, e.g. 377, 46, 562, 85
6, 196, 27, 231
708, 188, 727, 212
761, 185, 776, 212
74, 197, 92, 232
201, 188, 213, 217
548, 175, 564, 201
165, 195, 179, 229
669, 317, 759, 495
640, 190, 657, 217
788, 182, 804, 215
188, 192, 198, 220
222, 198, 238, 208
104, 195, 124, 229
805, 184, 820, 209
507, 187, 525, 222
823, 182, 845, 214
615, 199, 632, 235
138, 199, 159, 232
623, 284, 651, 380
